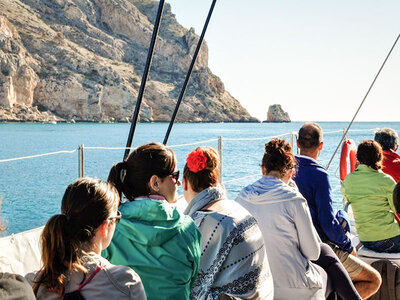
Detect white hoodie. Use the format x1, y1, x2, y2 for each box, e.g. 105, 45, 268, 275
236, 176, 324, 300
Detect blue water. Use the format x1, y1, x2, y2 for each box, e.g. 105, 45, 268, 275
1, 122, 399, 235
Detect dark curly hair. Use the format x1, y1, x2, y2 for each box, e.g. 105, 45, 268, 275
356, 140, 382, 170
262, 138, 296, 176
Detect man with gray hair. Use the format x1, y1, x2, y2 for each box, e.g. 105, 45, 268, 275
374, 128, 400, 182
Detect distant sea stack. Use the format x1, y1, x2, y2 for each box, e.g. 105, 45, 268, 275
0, 0, 257, 123
264, 104, 291, 122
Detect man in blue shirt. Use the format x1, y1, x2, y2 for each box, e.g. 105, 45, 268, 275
294, 122, 381, 299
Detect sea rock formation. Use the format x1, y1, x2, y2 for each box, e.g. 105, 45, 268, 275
265, 104, 290, 122
0, 0, 257, 122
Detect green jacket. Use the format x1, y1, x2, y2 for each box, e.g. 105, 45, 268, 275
102, 198, 201, 300
341, 164, 399, 242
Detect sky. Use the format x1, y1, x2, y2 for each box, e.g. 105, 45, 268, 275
166, 1, 400, 121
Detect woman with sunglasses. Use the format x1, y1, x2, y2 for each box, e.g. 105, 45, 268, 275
183, 147, 274, 300
104, 142, 201, 300
32, 177, 146, 299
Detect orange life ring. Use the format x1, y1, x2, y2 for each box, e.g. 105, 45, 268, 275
340, 139, 357, 181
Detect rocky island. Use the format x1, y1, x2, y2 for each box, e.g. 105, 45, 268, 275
0, 0, 257, 123
263, 104, 291, 122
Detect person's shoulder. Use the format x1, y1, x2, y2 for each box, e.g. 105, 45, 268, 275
0, 272, 36, 300
175, 212, 202, 241
102, 262, 144, 293
296, 155, 326, 173
379, 170, 397, 185
206, 200, 255, 225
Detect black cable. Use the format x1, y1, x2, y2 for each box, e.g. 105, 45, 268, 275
326, 33, 400, 170
124, 0, 165, 160
163, 0, 217, 145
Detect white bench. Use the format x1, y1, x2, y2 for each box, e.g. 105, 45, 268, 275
0, 226, 43, 276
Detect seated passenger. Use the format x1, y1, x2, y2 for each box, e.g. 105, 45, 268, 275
394, 181, 400, 215
32, 177, 146, 299
103, 142, 201, 300
374, 128, 400, 182
237, 138, 362, 300
294, 122, 381, 299
341, 140, 399, 253
182, 147, 273, 300
236, 138, 330, 300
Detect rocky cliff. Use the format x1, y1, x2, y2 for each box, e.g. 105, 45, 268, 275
0, 0, 257, 122
264, 104, 290, 122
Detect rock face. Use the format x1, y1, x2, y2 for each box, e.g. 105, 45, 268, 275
0, 0, 257, 122
265, 104, 290, 122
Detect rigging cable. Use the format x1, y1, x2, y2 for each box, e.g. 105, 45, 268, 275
163, 0, 217, 145
123, 0, 165, 161
325, 32, 400, 171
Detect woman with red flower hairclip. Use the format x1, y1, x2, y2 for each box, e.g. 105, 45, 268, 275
183, 147, 274, 300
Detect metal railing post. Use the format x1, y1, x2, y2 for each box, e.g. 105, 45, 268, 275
218, 136, 223, 184
78, 144, 84, 178
290, 132, 294, 153
290, 131, 299, 154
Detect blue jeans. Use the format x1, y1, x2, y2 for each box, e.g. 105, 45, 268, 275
362, 235, 400, 253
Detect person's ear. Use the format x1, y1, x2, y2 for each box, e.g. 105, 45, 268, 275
355, 160, 360, 168
318, 142, 324, 151
395, 144, 399, 152
261, 165, 267, 175
182, 177, 188, 191
98, 221, 108, 238
149, 175, 160, 192
296, 140, 300, 148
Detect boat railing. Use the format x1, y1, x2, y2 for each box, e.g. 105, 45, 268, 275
0, 128, 376, 184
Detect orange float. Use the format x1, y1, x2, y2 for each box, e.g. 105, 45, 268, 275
340, 139, 357, 181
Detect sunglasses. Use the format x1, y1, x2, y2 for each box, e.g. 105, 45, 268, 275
170, 170, 180, 183
108, 210, 122, 225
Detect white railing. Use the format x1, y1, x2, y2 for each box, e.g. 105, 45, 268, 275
0, 128, 376, 182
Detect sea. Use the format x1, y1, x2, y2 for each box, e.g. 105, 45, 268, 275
1, 121, 399, 236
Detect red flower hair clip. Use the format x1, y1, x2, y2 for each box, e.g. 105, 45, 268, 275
187, 150, 207, 173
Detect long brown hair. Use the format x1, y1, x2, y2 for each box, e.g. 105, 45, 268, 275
183, 147, 219, 192
108, 142, 176, 201
33, 177, 119, 295
262, 138, 296, 176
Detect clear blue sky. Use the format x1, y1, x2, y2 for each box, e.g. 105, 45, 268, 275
167, 1, 400, 121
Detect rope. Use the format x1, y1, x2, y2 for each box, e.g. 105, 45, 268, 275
323, 129, 375, 135
0, 149, 77, 163
168, 138, 218, 148
223, 174, 260, 184
325, 32, 400, 171
224, 132, 290, 141
84, 146, 135, 150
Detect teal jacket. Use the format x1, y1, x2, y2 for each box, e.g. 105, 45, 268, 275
102, 198, 201, 300
341, 164, 399, 242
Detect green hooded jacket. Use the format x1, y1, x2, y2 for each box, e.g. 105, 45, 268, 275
341, 164, 399, 242
102, 198, 201, 300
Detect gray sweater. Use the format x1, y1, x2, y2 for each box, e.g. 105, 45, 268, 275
33, 252, 146, 300
236, 176, 324, 300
